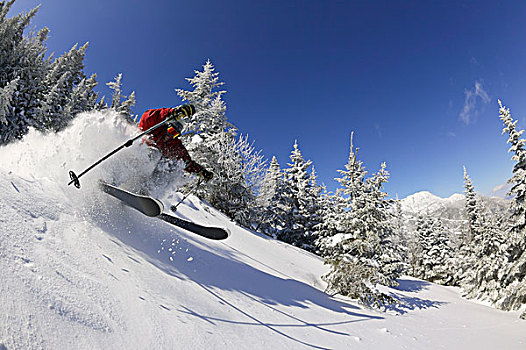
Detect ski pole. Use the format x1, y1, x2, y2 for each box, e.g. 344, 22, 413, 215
68, 104, 195, 189
170, 178, 203, 212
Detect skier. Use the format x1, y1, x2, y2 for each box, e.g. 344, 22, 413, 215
138, 105, 213, 185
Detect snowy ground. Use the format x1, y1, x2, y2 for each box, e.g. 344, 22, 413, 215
1, 112, 525, 349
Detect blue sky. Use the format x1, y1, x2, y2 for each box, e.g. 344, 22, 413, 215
11, 0, 526, 198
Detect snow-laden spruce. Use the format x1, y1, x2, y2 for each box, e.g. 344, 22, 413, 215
318, 132, 404, 307
275, 140, 321, 251
0, 2, 135, 144
412, 215, 454, 285
176, 60, 266, 228
496, 101, 526, 319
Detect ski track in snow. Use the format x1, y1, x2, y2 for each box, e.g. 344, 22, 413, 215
0, 111, 525, 349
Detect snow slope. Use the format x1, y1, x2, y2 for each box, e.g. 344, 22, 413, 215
1, 112, 525, 349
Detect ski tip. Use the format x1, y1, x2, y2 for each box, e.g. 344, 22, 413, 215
211, 227, 230, 240
221, 227, 231, 240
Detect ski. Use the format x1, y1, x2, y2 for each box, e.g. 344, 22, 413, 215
158, 213, 229, 240
100, 182, 163, 217
99, 182, 229, 240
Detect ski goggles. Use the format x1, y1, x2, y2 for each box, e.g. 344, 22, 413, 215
167, 120, 184, 137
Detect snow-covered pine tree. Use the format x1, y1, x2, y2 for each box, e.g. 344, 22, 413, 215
176, 60, 267, 227
175, 61, 233, 164
106, 73, 136, 123
0, 78, 19, 126
414, 215, 454, 285
497, 100, 526, 318
176, 59, 232, 138
453, 166, 483, 286
0, 2, 47, 143
367, 162, 405, 285
228, 134, 266, 227
64, 74, 99, 119
38, 43, 96, 131
313, 188, 346, 257
258, 156, 281, 212
277, 140, 319, 250
0, 1, 100, 142
323, 132, 399, 307
256, 156, 293, 236
306, 165, 323, 244
461, 211, 508, 304
257, 156, 283, 233
407, 216, 425, 277
392, 196, 405, 246
390, 196, 409, 273
463, 166, 481, 243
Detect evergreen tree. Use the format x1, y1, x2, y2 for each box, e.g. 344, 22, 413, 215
278, 140, 319, 250
407, 221, 424, 277
461, 212, 508, 304
176, 61, 266, 228
38, 43, 96, 131
176, 61, 236, 197
0, 2, 47, 143
0, 77, 19, 125
453, 166, 483, 286
414, 216, 454, 285
176, 59, 232, 138
257, 156, 289, 235
0, 2, 99, 142
199, 131, 255, 225
391, 196, 409, 273
368, 163, 405, 283
497, 100, 526, 318
463, 166, 481, 243
106, 73, 136, 123
306, 166, 323, 243
323, 132, 401, 307
392, 196, 405, 246
313, 188, 346, 257
64, 74, 99, 119
258, 156, 281, 210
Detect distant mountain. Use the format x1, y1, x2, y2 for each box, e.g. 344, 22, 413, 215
399, 191, 510, 237
401, 190, 509, 218
401, 191, 466, 220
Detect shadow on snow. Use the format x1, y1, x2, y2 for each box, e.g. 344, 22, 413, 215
394, 278, 432, 293
384, 279, 446, 315
89, 204, 385, 348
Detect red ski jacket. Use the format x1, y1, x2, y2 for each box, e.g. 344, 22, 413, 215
138, 108, 203, 174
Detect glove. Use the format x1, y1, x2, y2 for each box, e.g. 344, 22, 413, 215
198, 168, 214, 182
172, 104, 196, 119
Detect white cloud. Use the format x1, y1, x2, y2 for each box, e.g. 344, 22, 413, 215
491, 183, 513, 198
459, 81, 491, 125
